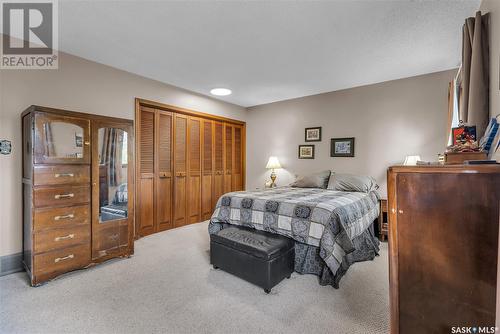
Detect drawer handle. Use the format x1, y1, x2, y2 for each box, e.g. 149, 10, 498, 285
109, 233, 119, 241
54, 173, 74, 178
54, 234, 75, 242
54, 254, 74, 263
54, 193, 74, 199
54, 214, 74, 221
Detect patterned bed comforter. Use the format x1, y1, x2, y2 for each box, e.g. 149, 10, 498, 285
209, 187, 380, 280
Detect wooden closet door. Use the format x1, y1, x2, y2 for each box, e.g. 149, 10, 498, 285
137, 106, 155, 236
173, 114, 188, 227
156, 111, 173, 231
232, 125, 243, 191
201, 120, 214, 220
223, 123, 233, 193
213, 121, 224, 207
187, 117, 202, 224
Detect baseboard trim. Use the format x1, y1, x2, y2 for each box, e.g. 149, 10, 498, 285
0, 252, 24, 277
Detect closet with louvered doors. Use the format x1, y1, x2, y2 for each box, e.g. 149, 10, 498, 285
173, 113, 188, 228
135, 99, 245, 238
213, 121, 225, 209
201, 119, 214, 220
136, 106, 174, 237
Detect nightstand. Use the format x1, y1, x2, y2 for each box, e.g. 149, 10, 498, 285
379, 199, 388, 241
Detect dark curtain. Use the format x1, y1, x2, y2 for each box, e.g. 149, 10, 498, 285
101, 128, 123, 187
44, 123, 55, 156
459, 11, 490, 138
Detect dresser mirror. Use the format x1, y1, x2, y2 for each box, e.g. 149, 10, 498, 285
34, 112, 91, 164
97, 127, 129, 223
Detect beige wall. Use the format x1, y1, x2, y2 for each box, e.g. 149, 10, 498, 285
246, 69, 456, 197
481, 0, 500, 119
0, 48, 247, 257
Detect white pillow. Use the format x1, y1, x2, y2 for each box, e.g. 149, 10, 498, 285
327, 172, 379, 193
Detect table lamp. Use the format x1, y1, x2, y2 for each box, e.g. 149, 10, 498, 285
265, 156, 281, 187
403, 155, 421, 166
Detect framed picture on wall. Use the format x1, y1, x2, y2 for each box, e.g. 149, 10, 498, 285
298, 145, 315, 159
305, 127, 322, 142
331, 137, 355, 157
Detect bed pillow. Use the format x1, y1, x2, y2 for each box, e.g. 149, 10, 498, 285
327, 173, 378, 193
290, 170, 331, 189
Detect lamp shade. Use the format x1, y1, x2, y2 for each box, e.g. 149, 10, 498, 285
266, 156, 282, 169
403, 155, 421, 166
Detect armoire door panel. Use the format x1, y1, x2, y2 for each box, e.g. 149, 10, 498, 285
173, 114, 187, 227
156, 111, 173, 231
213, 121, 224, 207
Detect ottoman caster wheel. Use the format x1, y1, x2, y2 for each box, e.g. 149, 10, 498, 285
264, 288, 271, 294
213, 265, 219, 270
286, 274, 291, 279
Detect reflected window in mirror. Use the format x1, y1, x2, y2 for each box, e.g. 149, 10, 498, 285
98, 128, 129, 223
43, 121, 84, 159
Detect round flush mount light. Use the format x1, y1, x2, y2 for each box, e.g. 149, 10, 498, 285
210, 88, 232, 96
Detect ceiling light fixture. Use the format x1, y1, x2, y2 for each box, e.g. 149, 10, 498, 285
210, 88, 232, 96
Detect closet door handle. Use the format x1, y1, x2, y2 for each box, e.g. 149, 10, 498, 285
176, 172, 186, 177
54, 193, 74, 199
54, 234, 75, 242
54, 254, 74, 263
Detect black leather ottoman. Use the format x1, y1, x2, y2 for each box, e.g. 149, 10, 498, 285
210, 226, 295, 293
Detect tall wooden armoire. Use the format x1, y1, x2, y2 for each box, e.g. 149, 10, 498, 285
22, 106, 135, 286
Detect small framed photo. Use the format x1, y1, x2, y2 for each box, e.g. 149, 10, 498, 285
298, 145, 315, 159
331, 137, 355, 157
305, 127, 322, 142
75, 133, 83, 148
451, 125, 476, 145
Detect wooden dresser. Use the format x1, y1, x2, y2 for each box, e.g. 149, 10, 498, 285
387, 165, 500, 333
22, 106, 134, 286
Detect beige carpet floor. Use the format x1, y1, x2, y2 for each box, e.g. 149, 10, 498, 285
0, 221, 389, 334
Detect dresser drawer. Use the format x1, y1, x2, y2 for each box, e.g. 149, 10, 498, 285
33, 244, 90, 278
34, 205, 90, 231
34, 185, 90, 208
34, 165, 90, 186
34, 225, 90, 254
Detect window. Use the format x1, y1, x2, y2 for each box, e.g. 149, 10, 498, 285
122, 132, 128, 165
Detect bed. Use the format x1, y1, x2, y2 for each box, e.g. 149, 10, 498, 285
208, 186, 380, 288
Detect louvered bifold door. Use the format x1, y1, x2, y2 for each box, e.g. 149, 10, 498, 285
173, 114, 188, 227
187, 117, 202, 224
232, 125, 243, 191
213, 121, 225, 208
201, 120, 214, 220
156, 111, 173, 231
223, 123, 233, 193
137, 106, 155, 236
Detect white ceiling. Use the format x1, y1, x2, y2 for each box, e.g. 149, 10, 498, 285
55, 0, 480, 107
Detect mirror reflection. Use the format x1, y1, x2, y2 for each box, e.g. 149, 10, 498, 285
98, 128, 128, 223
44, 121, 84, 159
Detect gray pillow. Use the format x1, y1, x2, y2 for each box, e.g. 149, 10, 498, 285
290, 170, 331, 189
327, 172, 379, 193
